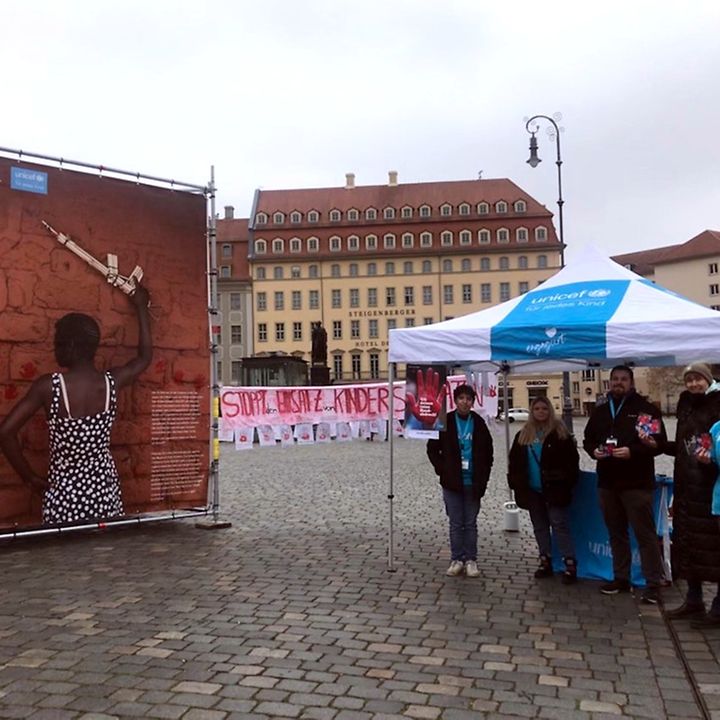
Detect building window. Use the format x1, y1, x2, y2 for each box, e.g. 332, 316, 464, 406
368, 262, 377, 276
462, 284, 472, 303
308, 210, 319, 223
351, 353, 361, 379
401, 206, 413, 218
518, 255, 528, 269
348, 208, 359, 221
345, 263, 357, 277
273, 212, 285, 224
440, 204, 452, 216
258, 323, 267, 342
290, 266, 301, 280
441, 231, 453, 246
443, 285, 454, 304
582, 369, 596, 381
385, 261, 395, 275
350, 288, 359, 307
402, 232, 414, 248
538, 255, 548, 268
351, 320, 360, 339
307, 236, 319, 252
404, 286, 414, 306
330, 235, 341, 251
308, 264, 319, 278
333, 320, 342, 339
255, 239, 267, 254
290, 211, 302, 224
230, 292, 242, 310
710, 263, 719, 275
499, 256, 509, 270
420, 231, 432, 247
288, 238, 301, 254
442, 259, 452, 272
383, 233, 396, 249
459, 230, 472, 245
387, 318, 397, 331
256, 292, 267, 311
478, 229, 491, 244
535, 226, 547, 241
516, 228, 528, 243
423, 285, 433, 305
231, 325, 242, 344
309, 290, 319, 309
480, 257, 490, 271
292, 322, 302, 341
369, 353, 380, 379
332, 289, 342, 308
403, 261, 413, 275
348, 235, 360, 251
519, 281, 529, 294
369, 319, 378, 338
481, 283, 491, 303
500, 282, 510, 301
255, 212, 268, 225
256, 266, 266, 279
514, 200, 527, 213
405, 317, 415, 327
366, 234, 378, 250
368, 288, 377, 307
365, 208, 377, 220
231, 361, 242, 384
459, 203, 470, 216
496, 201, 508, 214
383, 207, 395, 220
222, 243, 232, 258
477, 202, 489, 215
711, 284, 720, 296
419, 205, 431, 218
419, 261, 430, 276
424, 317, 433, 325
275, 322, 285, 341
497, 228, 509, 243
331, 264, 341, 277
333, 354, 343, 379
386, 287, 396, 306
292, 290, 301, 310
274, 291, 284, 310
329, 209, 341, 222
461, 258, 471, 272
572, 381, 580, 393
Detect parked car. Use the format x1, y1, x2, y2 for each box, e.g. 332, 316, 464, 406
499, 407, 530, 423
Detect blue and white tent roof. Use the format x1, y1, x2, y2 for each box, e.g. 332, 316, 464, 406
388, 246, 720, 372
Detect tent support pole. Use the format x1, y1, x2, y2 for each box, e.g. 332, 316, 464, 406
387, 362, 397, 572
501, 363, 519, 531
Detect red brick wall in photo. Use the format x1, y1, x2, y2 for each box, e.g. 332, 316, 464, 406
0, 157, 210, 528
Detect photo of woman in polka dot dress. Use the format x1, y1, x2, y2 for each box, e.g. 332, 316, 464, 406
0, 286, 151, 524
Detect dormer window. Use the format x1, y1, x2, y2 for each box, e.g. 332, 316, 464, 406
459, 230, 472, 245
347, 234, 360, 251
348, 208, 359, 221
440, 203, 452, 216
383, 233, 396, 249
383, 207, 396, 220
477, 202, 489, 215
459, 203, 470, 216
289, 237, 301, 253
329, 209, 342, 222
497, 228, 509, 243
402, 233, 414, 248
308, 210, 320, 223
290, 211, 302, 223
535, 226, 547, 241
419, 205, 431, 218
307, 236, 319, 252
365, 207, 377, 220
255, 239, 267, 254
329, 235, 342, 251
441, 231, 453, 246
514, 200, 527, 213
478, 229, 491, 244
272, 238, 284, 253
516, 228, 528, 243
401, 206, 413, 219
365, 234, 378, 250
273, 212, 285, 224
255, 212, 268, 225
420, 231, 432, 247
495, 201, 508, 214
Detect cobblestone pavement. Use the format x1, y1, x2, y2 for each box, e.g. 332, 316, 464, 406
1, 420, 719, 719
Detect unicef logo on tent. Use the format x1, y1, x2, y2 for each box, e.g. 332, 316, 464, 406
587, 289, 611, 298
545, 327, 557, 338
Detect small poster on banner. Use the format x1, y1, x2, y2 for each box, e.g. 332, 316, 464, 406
336, 421, 352, 442
218, 426, 234, 442
349, 421, 360, 438
329, 422, 337, 438
295, 423, 314, 445
392, 418, 404, 437
358, 420, 370, 440
279, 424, 294, 447
316, 422, 332, 443
373, 420, 387, 442
235, 428, 254, 451
257, 424, 276, 447
404, 364, 448, 439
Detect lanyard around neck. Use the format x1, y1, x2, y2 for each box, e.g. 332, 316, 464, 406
608, 395, 626, 420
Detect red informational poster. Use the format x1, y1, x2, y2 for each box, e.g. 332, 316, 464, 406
404, 364, 448, 439
0, 156, 210, 530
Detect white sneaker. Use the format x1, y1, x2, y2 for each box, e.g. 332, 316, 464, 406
446, 560, 465, 576
465, 560, 480, 577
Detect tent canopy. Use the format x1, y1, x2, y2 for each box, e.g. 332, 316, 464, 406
388, 246, 720, 372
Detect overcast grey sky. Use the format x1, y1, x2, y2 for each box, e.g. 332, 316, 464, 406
3, 0, 719, 259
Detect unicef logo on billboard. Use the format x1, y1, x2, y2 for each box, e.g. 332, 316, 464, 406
587, 289, 611, 298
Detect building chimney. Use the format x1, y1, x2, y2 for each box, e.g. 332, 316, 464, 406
345, 172, 355, 189
224, 205, 234, 220
388, 170, 398, 187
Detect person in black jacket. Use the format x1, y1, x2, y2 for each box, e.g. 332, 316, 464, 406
427, 384, 493, 578
583, 365, 667, 604
640, 363, 720, 627
508, 396, 580, 583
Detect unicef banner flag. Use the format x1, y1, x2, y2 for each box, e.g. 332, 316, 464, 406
490, 281, 630, 361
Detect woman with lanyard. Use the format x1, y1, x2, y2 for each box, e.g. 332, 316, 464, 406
427, 384, 494, 578
508, 396, 580, 583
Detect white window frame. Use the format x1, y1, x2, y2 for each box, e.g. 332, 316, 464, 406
459, 203, 470, 216
514, 200, 527, 213
497, 228, 509, 244
535, 226, 547, 242
329, 209, 341, 222
441, 231, 453, 246
255, 239, 267, 254
383, 233, 396, 249
290, 211, 302, 223
383, 207, 396, 220
365, 207, 377, 220
347, 234, 360, 251
459, 229, 472, 245
402, 232, 414, 248
496, 201, 508, 214
273, 212, 285, 224
477, 202, 489, 215
329, 235, 342, 252
516, 227, 529, 243
307, 236, 319, 252
420, 231, 432, 247
419, 205, 432, 218
365, 234, 378, 250
289, 237, 301, 253
308, 210, 319, 223
347, 208, 359, 221
401, 206, 413, 219
272, 238, 284, 253
478, 229, 491, 244
255, 212, 268, 225
440, 203, 452, 216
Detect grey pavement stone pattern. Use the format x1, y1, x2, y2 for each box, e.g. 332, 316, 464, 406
0, 418, 717, 719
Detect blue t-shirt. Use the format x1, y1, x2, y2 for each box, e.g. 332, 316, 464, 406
455, 413, 474, 486
527, 435, 543, 493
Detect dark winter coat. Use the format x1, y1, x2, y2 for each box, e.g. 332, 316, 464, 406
507, 429, 580, 509
667, 388, 720, 582
583, 390, 666, 491
426, 410, 493, 497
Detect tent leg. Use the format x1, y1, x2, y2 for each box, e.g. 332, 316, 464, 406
501, 363, 519, 532
387, 362, 397, 572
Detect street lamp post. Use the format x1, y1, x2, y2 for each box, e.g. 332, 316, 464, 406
525, 113, 574, 433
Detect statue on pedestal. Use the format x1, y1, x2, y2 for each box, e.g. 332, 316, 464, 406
311, 324, 328, 366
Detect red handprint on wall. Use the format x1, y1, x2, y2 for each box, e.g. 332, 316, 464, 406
406, 367, 448, 428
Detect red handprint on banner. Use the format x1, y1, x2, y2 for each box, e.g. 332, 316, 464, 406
406, 367, 448, 428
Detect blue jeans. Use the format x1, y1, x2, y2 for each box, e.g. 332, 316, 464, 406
442, 486, 481, 562
526, 490, 575, 560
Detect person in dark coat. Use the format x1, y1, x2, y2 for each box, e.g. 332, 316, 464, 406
508, 396, 580, 583
427, 384, 493, 578
583, 365, 667, 604
643, 363, 720, 626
